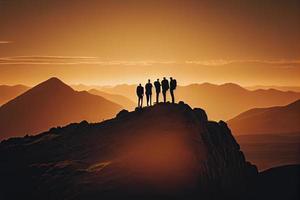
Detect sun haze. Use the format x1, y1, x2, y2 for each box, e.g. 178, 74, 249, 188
0, 0, 299, 86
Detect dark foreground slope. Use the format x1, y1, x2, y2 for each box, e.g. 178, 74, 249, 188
0, 103, 298, 200
252, 165, 300, 200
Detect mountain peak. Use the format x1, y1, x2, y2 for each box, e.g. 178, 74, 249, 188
40, 77, 70, 87
31, 77, 74, 93
220, 82, 247, 90
45, 77, 64, 83
0, 77, 122, 139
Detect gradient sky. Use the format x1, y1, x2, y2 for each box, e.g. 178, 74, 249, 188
0, 0, 300, 86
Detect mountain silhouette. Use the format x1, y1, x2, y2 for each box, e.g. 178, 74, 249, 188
1, 102, 298, 200
88, 89, 135, 110
0, 77, 122, 140
176, 83, 300, 120
99, 84, 138, 102
0, 102, 257, 199
246, 85, 300, 92
228, 99, 300, 135
0, 84, 29, 105
71, 83, 105, 91
96, 83, 300, 120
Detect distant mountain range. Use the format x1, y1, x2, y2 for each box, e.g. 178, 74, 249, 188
228, 99, 300, 135
0, 85, 29, 105
246, 85, 300, 92
0, 77, 122, 140
97, 84, 138, 103
177, 83, 300, 120
0, 79, 300, 134
88, 89, 135, 110
71, 84, 105, 92
96, 82, 300, 120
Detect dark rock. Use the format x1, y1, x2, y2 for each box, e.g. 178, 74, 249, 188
0, 103, 260, 200
116, 109, 129, 118
250, 165, 300, 200
178, 100, 185, 105
134, 107, 143, 112
79, 120, 89, 126
193, 108, 208, 122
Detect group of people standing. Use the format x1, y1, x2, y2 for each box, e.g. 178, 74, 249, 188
136, 77, 177, 108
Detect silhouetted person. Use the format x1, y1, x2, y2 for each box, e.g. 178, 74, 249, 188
145, 79, 153, 106
136, 84, 144, 108
154, 78, 161, 103
161, 77, 169, 103
170, 77, 177, 103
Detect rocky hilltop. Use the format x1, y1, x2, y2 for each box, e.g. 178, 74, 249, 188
0, 103, 297, 200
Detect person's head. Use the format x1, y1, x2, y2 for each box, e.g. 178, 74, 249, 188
163, 77, 166, 80
139, 83, 141, 86
148, 79, 150, 83
170, 77, 173, 80
157, 78, 159, 81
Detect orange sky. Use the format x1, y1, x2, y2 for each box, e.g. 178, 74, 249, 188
0, 0, 299, 86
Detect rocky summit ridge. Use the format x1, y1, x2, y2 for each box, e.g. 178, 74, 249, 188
0, 102, 267, 200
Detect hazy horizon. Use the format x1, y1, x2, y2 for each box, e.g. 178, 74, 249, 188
1, 0, 300, 86
1, 77, 300, 89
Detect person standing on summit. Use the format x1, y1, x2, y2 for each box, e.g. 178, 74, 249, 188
145, 79, 153, 106
161, 77, 169, 103
170, 77, 177, 103
154, 78, 161, 104
136, 83, 144, 108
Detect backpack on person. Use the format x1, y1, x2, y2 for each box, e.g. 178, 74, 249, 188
172, 79, 177, 90
171, 79, 177, 90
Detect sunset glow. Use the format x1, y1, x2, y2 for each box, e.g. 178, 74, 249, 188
0, 0, 299, 86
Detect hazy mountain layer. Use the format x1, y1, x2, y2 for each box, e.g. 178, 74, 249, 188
228, 99, 300, 135
0, 85, 29, 105
0, 78, 122, 140
88, 89, 135, 110
97, 83, 300, 120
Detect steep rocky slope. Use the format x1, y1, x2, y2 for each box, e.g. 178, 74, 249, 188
0, 102, 259, 199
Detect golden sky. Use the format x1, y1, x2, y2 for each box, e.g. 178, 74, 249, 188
0, 0, 299, 86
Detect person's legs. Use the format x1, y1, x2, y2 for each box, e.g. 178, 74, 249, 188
163, 91, 166, 103
146, 94, 149, 106
156, 92, 159, 103
150, 94, 152, 106
141, 96, 143, 107
170, 90, 174, 103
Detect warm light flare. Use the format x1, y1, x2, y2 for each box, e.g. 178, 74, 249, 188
116, 132, 200, 190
